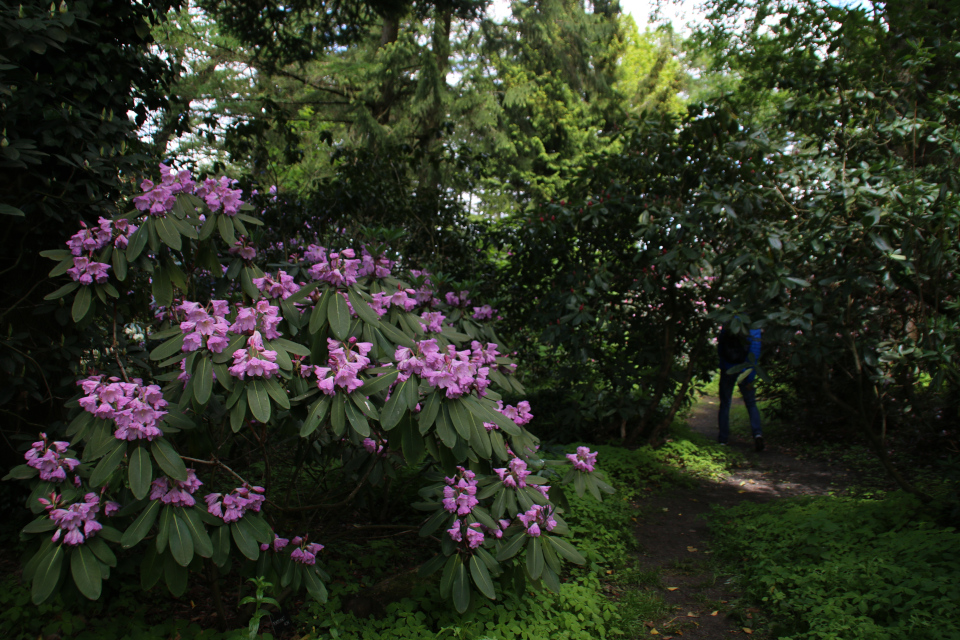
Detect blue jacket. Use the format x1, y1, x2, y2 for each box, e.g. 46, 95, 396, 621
719, 328, 761, 382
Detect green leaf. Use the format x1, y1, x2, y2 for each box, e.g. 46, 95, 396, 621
419, 507, 451, 538
86, 536, 117, 568
418, 392, 441, 434
1, 203, 25, 216
359, 369, 398, 398
448, 400, 474, 440
90, 440, 126, 487
44, 281, 79, 301
344, 401, 370, 437
463, 395, 520, 436
470, 554, 496, 600
247, 379, 272, 423
440, 554, 460, 598
164, 553, 188, 597
129, 445, 152, 500
152, 266, 173, 308
72, 285, 91, 322
22, 516, 57, 534
347, 287, 381, 324
180, 508, 214, 558
275, 337, 311, 357
126, 224, 148, 261
32, 544, 64, 605
217, 214, 236, 245
193, 355, 213, 405
377, 319, 418, 349
168, 511, 195, 567
331, 393, 345, 436
243, 513, 274, 544
418, 553, 448, 578
526, 537, 544, 579
156, 216, 182, 251
263, 376, 290, 409
328, 292, 351, 340
212, 525, 231, 567
452, 562, 470, 613
545, 535, 586, 564
300, 396, 331, 437
309, 288, 332, 334
241, 266, 261, 299
402, 418, 425, 464
435, 407, 457, 449
140, 545, 163, 590
381, 376, 414, 430
71, 544, 102, 600
303, 567, 328, 602
156, 505, 173, 553
496, 532, 527, 561
151, 439, 187, 481
231, 519, 260, 561
48, 256, 74, 278
121, 499, 161, 548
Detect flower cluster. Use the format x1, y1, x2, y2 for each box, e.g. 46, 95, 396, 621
67, 257, 111, 285
419, 311, 446, 334
517, 504, 557, 537
446, 519, 484, 549
444, 291, 471, 307
358, 248, 394, 279
230, 300, 282, 340
205, 483, 265, 523
370, 288, 417, 315
494, 457, 531, 489
409, 270, 438, 306
66, 217, 136, 256
229, 238, 257, 261
472, 305, 496, 321
196, 176, 244, 216
394, 339, 493, 399
260, 534, 290, 552
497, 400, 533, 426
78, 376, 168, 441
442, 467, 479, 516
134, 163, 197, 216
228, 331, 280, 380
290, 536, 324, 565
180, 300, 231, 352
306, 338, 372, 395
362, 437, 386, 457
254, 270, 300, 300
25, 434, 79, 482
40, 492, 104, 546
150, 469, 203, 507
307, 246, 361, 288
566, 446, 598, 473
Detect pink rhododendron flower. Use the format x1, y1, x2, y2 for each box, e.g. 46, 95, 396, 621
444, 290, 471, 307
77, 376, 168, 441
179, 300, 231, 353
362, 438, 386, 457
205, 483, 265, 523
307, 337, 372, 395
24, 433, 79, 482
566, 446, 598, 473
472, 305, 496, 320
306, 246, 361, 287
357, 248, 394, 279
494, 457, 531, 489
150, 469, 203, 507
442, 467, 479, 516
419, 311, 446, 334
289, 536, 324, 564
253, 270, 300, 300
196, 176, 244, 216
261, 534, 290, 552
229, 238, 257, 261
517, 504, 557, 538
42, 492, 104, 546
230, 300, 282, 340
228, 331, 280, 380
67, 257, 111, 285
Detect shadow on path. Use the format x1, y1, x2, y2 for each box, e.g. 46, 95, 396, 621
623, 395, 852, 638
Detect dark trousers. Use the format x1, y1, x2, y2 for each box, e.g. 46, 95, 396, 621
718, 371, 762, 443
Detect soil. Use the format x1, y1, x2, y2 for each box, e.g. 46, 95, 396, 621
627, 395, 851, 639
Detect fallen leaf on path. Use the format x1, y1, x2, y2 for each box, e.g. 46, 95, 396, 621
606, 570, 614, 574
739, 481, 746, 486
738, 490, 747, 494
650, 629, 659, 635
687, 612, 699, 618
743, 628, 753, 634
687, 546, 698, 552
667, 587, 679, 591
710, 611, 719, 616
644, 621, 655, 628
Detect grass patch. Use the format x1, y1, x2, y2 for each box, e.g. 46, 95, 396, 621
712, 492, 960, 639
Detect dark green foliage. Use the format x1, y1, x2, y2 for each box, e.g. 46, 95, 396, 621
0, 0, 182, 462
713, 493, 960, 639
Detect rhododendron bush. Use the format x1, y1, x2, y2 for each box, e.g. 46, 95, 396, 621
5, 163, 613, 615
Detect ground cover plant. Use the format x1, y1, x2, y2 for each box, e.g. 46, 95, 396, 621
713, 492, 960, 639
3, 163, 615, 633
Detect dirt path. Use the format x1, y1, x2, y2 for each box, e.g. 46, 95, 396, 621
626, 395, 852, 638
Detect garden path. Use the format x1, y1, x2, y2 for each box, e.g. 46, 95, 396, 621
626, 394, 852, 638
